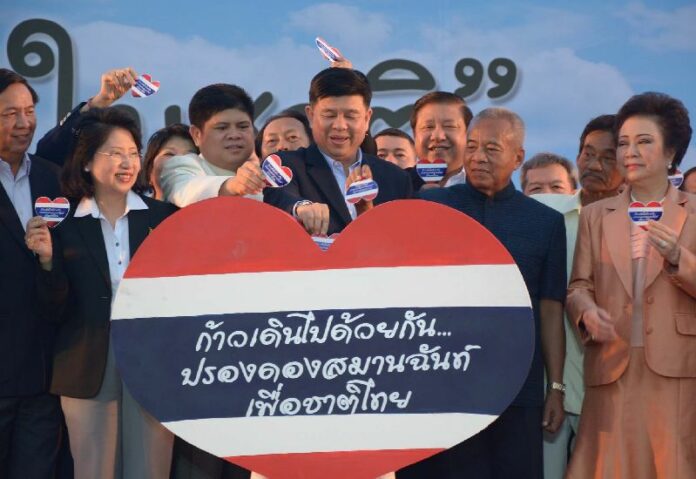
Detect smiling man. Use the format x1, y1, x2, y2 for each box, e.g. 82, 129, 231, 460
0, 69, 63, 478
160, 83, 265, 207
400, 107, 567, 479
264, 68, 412, 235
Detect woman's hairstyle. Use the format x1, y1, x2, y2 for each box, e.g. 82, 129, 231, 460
255, 110, 312, 157
142, 123, 196, 188
61, 107, 147, 199
615, 92, 692, 172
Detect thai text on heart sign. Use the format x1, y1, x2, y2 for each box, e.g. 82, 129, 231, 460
110, 198, 534, 479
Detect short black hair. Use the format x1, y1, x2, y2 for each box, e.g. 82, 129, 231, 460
188, 83, 254, 129
374, 128, 415, 146
615, 92, 692, 171
0, 68, 38, 103
62, 108, 146, 199
143, 123, 196, 189
578, 114, 615, 154
521, 152, 577, 191
410, 91, 472, 131
255, 110, 313, 157
308, 68, 372, 107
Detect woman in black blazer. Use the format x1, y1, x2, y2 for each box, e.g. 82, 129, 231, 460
26, 108, 177, 479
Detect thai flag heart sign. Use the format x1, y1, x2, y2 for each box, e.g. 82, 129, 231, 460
110, 198, 534, 479
34, 196, 70, 227
416, 158, 447, 183
345, 178, 379, 204
628, 201, 663, 229
262, 154, 293, 187
131, 74, 160, 98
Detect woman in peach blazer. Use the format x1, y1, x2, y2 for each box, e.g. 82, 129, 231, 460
566, 92, 696, 479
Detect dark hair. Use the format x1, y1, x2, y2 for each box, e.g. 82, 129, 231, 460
255, 110, 313, 157
143, 123, 196, 189
308, 68, 372, 107
374, 128, 415, 146
615, 92, 692, 171
188, 83, 254, 129
0, 68, 39, 103
578, 114, 615, 154
682, 166, 696, 191
521, 152, 577, 191
410, 91, 472, 131
61, 108, 146, 199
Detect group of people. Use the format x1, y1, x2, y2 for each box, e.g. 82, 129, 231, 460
0, 56, 694, 479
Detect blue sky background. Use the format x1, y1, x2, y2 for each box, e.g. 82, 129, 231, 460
2, 0, 695, 174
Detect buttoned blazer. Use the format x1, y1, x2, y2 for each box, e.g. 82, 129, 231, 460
0, 155, 62, 397
567, 186, 696, 386
263, 144, 413, 235
47, 195, 177, 398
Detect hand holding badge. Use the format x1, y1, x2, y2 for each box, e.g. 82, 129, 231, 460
416, 157, 448, 183
345, 164, 379, 210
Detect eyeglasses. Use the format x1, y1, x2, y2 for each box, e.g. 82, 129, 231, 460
95, 150, 142, 162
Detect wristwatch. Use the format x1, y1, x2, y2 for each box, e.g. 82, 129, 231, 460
292, 200, 313, 218
549, 382, 566, 394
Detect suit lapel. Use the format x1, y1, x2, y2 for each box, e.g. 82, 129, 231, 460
603, 190, 633, 298
644, 185, 688, 290
128, 206, 150, 258
0, 180, 31, 255
305, 145, 352, 226
75, 215, 111, 289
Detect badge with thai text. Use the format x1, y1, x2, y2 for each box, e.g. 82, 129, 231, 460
262, 154, 293, 187
416, 158, 447, 183
311, 233, 338, 251
669, 170, 684, 189
131, 74, 160, 98
628, 201, 663, 229
315, 36, 342, 63
34, 196, 70, 227
345, 178, 379, 204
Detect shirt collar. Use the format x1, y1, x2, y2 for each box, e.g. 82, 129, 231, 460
0, 153, 31, 179
463, 180, 517, 201
319, 148, 363, 173
75, 190, 148, 219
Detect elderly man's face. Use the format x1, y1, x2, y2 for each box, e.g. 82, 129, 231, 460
464, 118, 524, 196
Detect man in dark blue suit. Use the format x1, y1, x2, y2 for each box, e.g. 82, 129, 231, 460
0, 69, 63, 478
399, 108, 567, 479
264, 68, 412, 235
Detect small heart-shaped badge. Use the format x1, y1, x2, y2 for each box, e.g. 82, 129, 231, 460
669, 170, 684, 189
315, 36, 342, 62
262, 154, 293, 187
131, 74, 161, 98
345, 178, 379, 204
628, 201, 663, 229
416, 158, 447, 183
34, 196, 70, 228
311, 233, 339, 251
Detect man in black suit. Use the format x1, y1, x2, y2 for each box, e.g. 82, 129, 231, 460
0, 69, 63, 478
264, 68, 412, 235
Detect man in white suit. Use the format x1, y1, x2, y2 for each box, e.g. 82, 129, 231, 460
161, 83, 265, 207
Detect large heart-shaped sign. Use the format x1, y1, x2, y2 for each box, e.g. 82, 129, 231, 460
111, 198, 533, 479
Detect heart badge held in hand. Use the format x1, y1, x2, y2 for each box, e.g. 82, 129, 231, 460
34, 196, 70, 227
416, 158, 447, 183
111, 198, 534, 479
628, 201, 663, 229
262, 154, 293, 188
669, 170, 683, 189
315, 36, 342, 62
131, 74, 160, 98
345, 178, 379, 204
